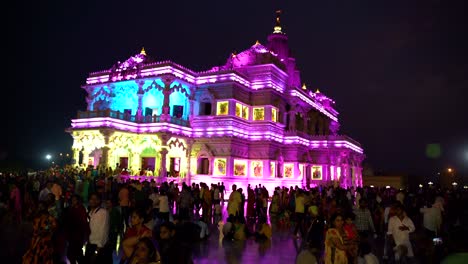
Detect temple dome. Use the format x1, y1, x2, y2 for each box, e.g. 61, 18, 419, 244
223, 42, 286, 71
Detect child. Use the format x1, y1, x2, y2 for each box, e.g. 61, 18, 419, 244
214, 203, 222, 224
344, 212, 359, 264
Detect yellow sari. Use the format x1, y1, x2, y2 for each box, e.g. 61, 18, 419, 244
324, 228, 348, 264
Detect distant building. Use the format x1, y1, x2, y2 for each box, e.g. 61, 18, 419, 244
68, 12, 364, 191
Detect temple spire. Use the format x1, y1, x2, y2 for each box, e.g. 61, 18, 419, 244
140, 47, 146, 56
273, 10, 283, 33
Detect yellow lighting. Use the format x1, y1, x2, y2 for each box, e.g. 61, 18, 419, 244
271, 108, 278, 122
315, 88, 321, 93
255, 40, 260, 45
448, 168, 453, 173
302, 83, 307, 90
253, 107, 264, 121
216, 101, 229, 115
140, 47, 146, 56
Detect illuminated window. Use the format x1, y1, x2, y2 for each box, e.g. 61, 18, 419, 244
216, 101, 229, 115
253, 107, 265, 121
214, 158, 227, 176
312, 165, 323, 180
271, 108, 278, 122
234, 160, 247, 176
270, 162, 276, 177
284, 163, 294, 178
235, 103, 249, 120
251, 161, 263, 177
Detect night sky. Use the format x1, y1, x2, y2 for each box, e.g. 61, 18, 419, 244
4, 1, 468, 177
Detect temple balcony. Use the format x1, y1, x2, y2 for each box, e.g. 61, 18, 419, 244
71, 110, 191, 136
76, 110, 189, 127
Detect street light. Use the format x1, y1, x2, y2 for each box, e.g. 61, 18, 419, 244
45, 154, 52, 160
419, 184, 423, 188
452, 182, 458, 186
428, 182, 433, 186
448, 168, 453, 173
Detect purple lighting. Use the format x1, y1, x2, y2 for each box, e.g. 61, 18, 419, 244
72, 14, 364, 191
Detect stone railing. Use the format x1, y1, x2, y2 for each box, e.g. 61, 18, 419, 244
77, 110, 190, 127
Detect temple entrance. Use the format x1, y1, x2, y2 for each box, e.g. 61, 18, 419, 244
169, 157, 181, 177
119, 157, 128, 169
141, 157, 156, 171
197, 158, 210, 175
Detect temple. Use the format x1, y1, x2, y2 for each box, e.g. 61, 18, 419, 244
68, 12, 364, 191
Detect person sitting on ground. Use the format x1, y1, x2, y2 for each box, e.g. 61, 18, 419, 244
122, 208, 152, 260
255, 218, 272, 241
357, 242, 379, 264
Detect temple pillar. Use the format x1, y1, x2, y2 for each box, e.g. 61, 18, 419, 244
136, 80, 145, 119
160, 76, 174, 122
186, 139, 194, 184
288, 110, 297, 131
303, 117, 309, 134
160, 149, 168, 178
72, 148, 80, 167
100, 146, 110, 168
82, 150, 90, 167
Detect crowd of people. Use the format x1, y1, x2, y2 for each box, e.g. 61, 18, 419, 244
0, 165, 467, 264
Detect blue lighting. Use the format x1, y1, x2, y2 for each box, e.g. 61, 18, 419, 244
109, 81, 139, 114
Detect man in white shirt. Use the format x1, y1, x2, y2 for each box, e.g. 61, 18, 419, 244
420, 203, 442, 238
86, 193, 110, 263
387, 203, 415, 261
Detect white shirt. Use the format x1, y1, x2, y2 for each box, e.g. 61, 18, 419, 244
420, 206, 442, 233
358, 254, 379, 264
159, 195, 169, 213
387, 215, 415, 257
149, 193, 160, 209
89, 207, 109, 248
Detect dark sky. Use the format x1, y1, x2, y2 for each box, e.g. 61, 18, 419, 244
4, 0, 468, 176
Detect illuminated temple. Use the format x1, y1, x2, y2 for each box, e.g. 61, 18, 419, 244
68, 12, 364, 190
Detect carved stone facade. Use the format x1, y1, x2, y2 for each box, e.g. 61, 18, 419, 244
69, 14, 364, 192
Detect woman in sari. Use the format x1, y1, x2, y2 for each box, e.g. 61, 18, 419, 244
324, 213, 349, 264
23, 201, 57, 264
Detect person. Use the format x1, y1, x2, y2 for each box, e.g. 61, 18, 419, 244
158, 190, 170, 223
353, 199, 376, 239
122, 208, 152, 259
38, 182, 53, 202
357, 242, 379, 264
158, 221, 192, 264
227, 184, 241, 217
85, 192, 110, 264
125, 237, 161, 264
10, 183, 22, 222
387, 203, 415, 262
23, 202, 57, 264
119, 186, 130, 228
343, 212, 359, 264
420, 199, 442, 238
305, 205, 325, 252
294, 190, 305, 238
149, 187, 160, 220
106, 198, 123, 252
255, 218, 272, 241
65, 195, 89, 264
324, 213, 349, 264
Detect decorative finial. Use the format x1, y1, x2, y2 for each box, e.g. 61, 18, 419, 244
273, 10, 283, 33
255, 40, 260, 45
140, 47, 146, 56
231, 52, 237, 58
315, 88, 321, 93
302, 83, 307, 90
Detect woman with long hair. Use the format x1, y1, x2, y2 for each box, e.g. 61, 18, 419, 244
324, 213, 349, 264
